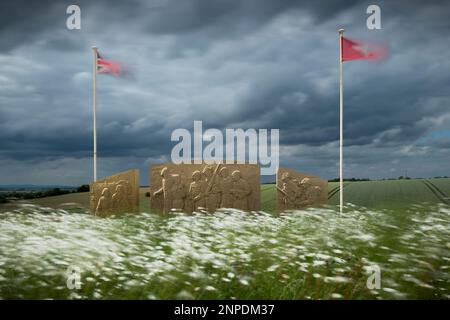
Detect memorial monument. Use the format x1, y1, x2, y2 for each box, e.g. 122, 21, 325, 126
276, 167, 327, 213
90, 169, 140, 216
150, 163, 260, 213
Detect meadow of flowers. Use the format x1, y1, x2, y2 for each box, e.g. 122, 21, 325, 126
0, 203, 449, 299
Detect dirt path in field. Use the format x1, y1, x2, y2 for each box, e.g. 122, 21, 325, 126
327, 182, 350, 200
421, 180, 450, 204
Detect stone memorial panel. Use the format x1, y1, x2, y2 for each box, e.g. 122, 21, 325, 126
150, 163, 260, 213
90, 169, 140, 216
276, 167, 327, 213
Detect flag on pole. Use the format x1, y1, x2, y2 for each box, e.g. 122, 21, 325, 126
96, 51, 123, 76
341, 37, 388, 62
91, 47, 125, 182
338, 30, 388, 213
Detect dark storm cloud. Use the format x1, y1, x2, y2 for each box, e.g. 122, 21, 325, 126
140, 0, 360, 34
1, 0, 450, 184
0, 1, 66, 51
0, 0, 361, 52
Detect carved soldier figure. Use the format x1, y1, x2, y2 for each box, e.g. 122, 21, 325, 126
90, 169, 139, 216
170, 174, 186, 211
280, 172, 298, 209
231, 170, 251, 210
299, 178, 322, 206
96, 187, 112, 216
218, 166, 233, 208
112, 183, 129, 210
153, 167, 172, 213
291, 178, 306, 206
202, 164, 221, 212
117, 179, 131, 196
189, 170, 205, 211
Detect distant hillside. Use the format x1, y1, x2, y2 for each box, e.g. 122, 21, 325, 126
0, 185, 75, 191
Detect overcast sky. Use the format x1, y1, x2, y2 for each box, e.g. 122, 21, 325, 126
0, 0, 449, 185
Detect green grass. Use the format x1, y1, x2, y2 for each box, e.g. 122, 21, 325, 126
0, 204, 449, 299
0, 179, 449, 299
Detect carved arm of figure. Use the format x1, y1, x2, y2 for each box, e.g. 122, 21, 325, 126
243, 182, 251, 197
277, 185, 291, 202
153, 186, 164, 197
95, 197, 104, 214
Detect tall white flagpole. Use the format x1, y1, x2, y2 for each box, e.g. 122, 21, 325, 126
338, 28, 345, 212
92, 46, 98, 182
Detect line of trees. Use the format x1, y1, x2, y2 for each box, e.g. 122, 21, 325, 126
0, 185, 90, 203
328, 178, 371, 182
329, 176, 450, 182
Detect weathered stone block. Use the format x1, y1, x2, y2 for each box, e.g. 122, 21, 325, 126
276, 167, 327, 213
150, 163, 260, 213
90, 169, 140, 216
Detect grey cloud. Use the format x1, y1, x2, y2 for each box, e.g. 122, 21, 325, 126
1, 0, 450, 184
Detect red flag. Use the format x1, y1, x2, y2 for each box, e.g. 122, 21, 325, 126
341, 37, 388, 62
96, 51, 122, 76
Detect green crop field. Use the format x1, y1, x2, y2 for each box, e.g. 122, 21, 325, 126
0, 179, 449, 300
5, 178, 450, 213
260, 179, 450, 211
261, 178, 450, 212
